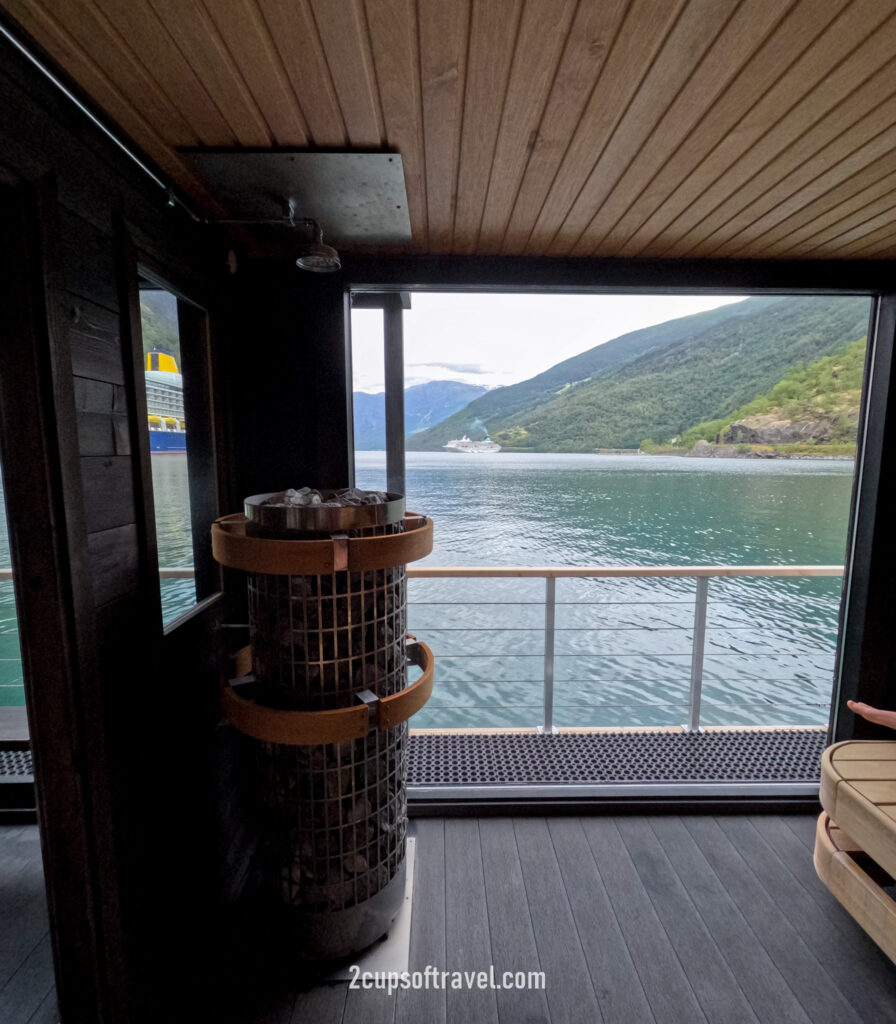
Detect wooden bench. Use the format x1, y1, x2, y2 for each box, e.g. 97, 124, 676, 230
815, 740, 896, 963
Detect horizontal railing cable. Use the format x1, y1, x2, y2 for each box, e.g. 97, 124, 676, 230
26, 562, 838, 732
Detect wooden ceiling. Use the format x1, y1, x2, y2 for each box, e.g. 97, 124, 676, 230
4, 0, 896, 260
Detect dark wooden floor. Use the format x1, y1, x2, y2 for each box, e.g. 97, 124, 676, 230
222, 814, 896, 1024
6, 815, 896, 1023
0, 826, 56, 1023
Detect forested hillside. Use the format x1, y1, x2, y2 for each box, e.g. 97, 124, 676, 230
139, 289, 180, 362
406, 297, 778, 449
667, 335, 867, 453
409, 295, 869, 452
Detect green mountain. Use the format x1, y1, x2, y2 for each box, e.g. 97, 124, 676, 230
408, 297, 779, 449
407, 295, 870, 452
139, 289, 181, 364
672, 335, 867, 452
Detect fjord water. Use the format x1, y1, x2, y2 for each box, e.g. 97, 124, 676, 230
1, 452, 855, 728
358, 451, 854, 730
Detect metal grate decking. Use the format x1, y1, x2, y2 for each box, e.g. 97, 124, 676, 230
0, 748, 33, 777
0, 746, 36, 813
407, 728, 827, 801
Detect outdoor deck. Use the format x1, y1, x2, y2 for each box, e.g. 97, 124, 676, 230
5, 813, 896, 1023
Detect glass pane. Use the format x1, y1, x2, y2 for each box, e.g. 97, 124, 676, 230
0, 473, 23, 708
139, 286, 197, 623
368, 291, 870, 729
351, 307, 388, 491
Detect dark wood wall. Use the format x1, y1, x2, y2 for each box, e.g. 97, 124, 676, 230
0, 28, 267, 1024
0, 22, 363, 1021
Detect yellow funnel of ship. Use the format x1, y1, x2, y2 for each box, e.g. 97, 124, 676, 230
146, 350, 179, 374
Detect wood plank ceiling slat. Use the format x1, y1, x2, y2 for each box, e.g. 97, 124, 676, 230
610, 0, 858, 257
3, 0, 896, 259
4, 0, 197, 146
146, 0, 273, 147
84, 0, 236, 146
522, 0, 689, 256
774, 181, 896, 257
684, 64, 896, 258
307, 0, 384, 148
741, 150, 896, 255
500, 0, 630, 255
796, 201, 896, 257
547, 0, 744, 256
202, 0, 309, 147
651, 0, 896, 257
616, 0, 889, 257
418, 0, 470, 252
807, 204, 896, 256
835, 223, 896, 257
256, 0, 347, 147
365, 0, 427, 247
572, 0, 803, 257
452, 0, 524, 255
476, 0, 578, 254
0, 0, 224, 207
712, 104, 896, 258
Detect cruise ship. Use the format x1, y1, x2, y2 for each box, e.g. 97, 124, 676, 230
145, 350, 186, 452
443, 435, 501, 453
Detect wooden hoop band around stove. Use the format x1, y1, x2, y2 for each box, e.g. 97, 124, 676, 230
211, 512, 433, 574
221, 642, 434, 745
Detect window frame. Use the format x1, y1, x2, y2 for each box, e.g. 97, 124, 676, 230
349, 268, 894, 742
125, 250, 223, 633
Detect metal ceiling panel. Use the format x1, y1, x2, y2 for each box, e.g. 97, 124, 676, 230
179, 151, 412, 245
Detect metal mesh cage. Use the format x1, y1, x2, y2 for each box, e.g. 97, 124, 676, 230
243, 492, 410, 954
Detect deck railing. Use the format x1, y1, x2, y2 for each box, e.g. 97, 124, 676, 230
406, 565, 844, 732
2, 564, 846, 730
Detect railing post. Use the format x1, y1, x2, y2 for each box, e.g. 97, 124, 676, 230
686, 576, 709, 732
541, 575, 556, 735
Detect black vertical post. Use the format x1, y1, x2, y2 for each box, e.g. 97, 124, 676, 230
384, 294, 406, 496
831, 295, 896, 742
229, 264, 352, 498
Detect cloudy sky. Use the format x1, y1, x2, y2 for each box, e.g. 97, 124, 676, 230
350, 293, 748, 393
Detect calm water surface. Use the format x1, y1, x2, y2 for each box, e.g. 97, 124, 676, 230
2, 452, 855, 727
359, 452, 854, 729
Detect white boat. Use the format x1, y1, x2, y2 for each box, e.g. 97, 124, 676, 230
443, 435, 501, 453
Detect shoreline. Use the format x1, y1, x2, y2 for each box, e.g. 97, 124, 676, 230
395, 448, 856, 461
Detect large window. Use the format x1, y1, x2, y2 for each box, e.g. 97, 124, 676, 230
352, 291, 871, 731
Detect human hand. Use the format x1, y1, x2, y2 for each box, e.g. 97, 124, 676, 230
847, 700, 896, 731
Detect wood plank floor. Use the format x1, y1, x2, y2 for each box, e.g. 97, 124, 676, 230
0, 826, 56, 1023
223, 814, 896, 1024
6, 816, 896, 1023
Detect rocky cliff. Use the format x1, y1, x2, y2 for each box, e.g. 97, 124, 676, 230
720, 409, 859, 446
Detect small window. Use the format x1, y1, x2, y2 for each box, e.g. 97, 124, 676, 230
138, 279, 218, 624
0, 476, 23, 709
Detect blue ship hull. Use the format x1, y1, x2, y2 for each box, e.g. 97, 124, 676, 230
149, 429, 186, 453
